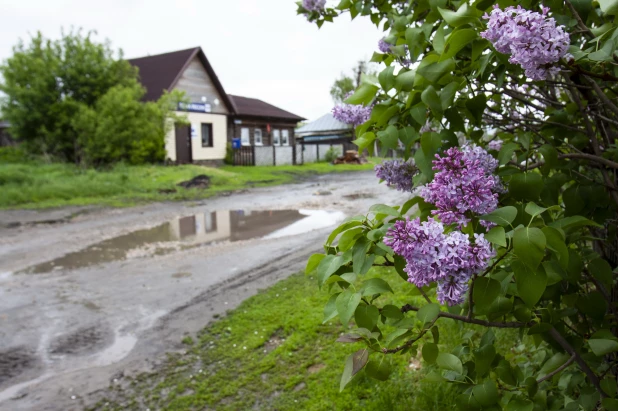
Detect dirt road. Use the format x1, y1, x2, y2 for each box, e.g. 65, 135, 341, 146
0, 171, 407, 411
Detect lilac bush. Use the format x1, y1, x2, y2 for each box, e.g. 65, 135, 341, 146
384, 218, 494, 305
374, 160, 416, 192
419, 146, 500, 226
480, 5, 571, 80
378, 38, 391, 53
487, 139, 503, 151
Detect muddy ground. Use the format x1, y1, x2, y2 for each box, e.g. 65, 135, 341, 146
0, 171, 407, 411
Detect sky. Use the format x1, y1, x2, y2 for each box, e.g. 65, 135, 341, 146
0, 0, 384, 121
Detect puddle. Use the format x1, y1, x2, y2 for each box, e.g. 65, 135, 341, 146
23, 209, 344, 274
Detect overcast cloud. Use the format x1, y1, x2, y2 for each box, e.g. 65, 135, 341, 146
0, 0, 383, 121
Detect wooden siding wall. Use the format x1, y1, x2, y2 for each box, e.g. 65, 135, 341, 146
228, 118, 297, 146
174, 56, 229, 114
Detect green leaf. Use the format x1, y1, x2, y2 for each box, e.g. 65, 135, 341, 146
336, 289, 362, 327
417, 58, 456, 83
505, 398, 534, 411
440, 28, 478, 61
465, 94, 486, 125
340, 349, 368, 391
473, 277, 501, 311
369, 204, 401, 217
589, 339, 618, 356
496, 360, 517, 386
513, 227, 546, 269
542, 226, 569, 269
481, 206, 518, 227
361, 278, 394, 296
317, 255, 344, 287
378, 66, 395, 91
588, 258, 614, 287
485, 226, 507, 247
422, 342, 439, 364
524, 202, 547, 218
352, 237, 372, 275
323, 293, 340, 323
326, 220, 363, 246
421, 85, 443, 117
355, 304, 379, 330
421, 132, 442, 157
510, 173, 544, 201
306, 253, 325, 274
474, 344, 496, 376
377, 125, 399, 150
602, 398, 618, 411
417, 303, 440, 324
438, 3, 481, 27
440, 82, 459, 111
365, 359, 392, 381
539, 352, 571, 378
498, 142, 518, 166
338, 227, 364, 251
436, 353, 463, 374
472, 379, 499, 407
599, 0, 618, 15
513, 260, 547, 307
382, 304, 404, 320
352, 131, 376, 152
538, 144, 558, 175
344, 84, 378, 106
395, 70, 416, 92
549, 215, 602, 230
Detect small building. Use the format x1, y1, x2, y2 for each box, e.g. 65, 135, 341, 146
295, 113, 355, 162
128, 47, 305, 166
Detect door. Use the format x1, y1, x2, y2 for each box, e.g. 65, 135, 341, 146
175, 124, 192, 164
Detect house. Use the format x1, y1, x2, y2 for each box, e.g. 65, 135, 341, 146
128, 47, 305, 165
295, 112, 356, 162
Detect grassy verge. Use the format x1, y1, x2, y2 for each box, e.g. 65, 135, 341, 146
91, 267, 522, 411
0, 154, 376, 209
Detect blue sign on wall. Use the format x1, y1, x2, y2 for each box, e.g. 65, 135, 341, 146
232, 138, 241, 149
177, 102, 212, 113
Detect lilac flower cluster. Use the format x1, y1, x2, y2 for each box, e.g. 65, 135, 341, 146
487, 139, 503, 151
384, 218, 494, 305
332, 102, 372, 126
302, 0, 326, 12
374, 160, 417, 192
480, 5, 571, 80
378, 38, 392, 53
419, 146, 500, 226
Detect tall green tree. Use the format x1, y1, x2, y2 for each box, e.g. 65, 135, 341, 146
0, 30, 140, 162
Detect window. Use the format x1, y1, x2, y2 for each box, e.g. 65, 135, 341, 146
272, 129, 281, 146
204, 212, 217, 233
241, 127, 250, 146
281, 129, 290, 146
254, 128, 263, 145
201, 123, 213, 147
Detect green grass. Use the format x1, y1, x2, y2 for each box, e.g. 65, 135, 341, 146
91, 267, 522, 411
0, 152, 377, 209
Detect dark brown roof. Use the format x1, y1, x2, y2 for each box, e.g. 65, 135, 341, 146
228, 95, 305, 122
127, 47, 235, 112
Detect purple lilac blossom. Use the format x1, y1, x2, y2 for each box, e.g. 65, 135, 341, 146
332, 103, 372, 126
480, 5, 571, 80
302, 0, 326, 12
419, 146, 500, 226
375, 160, 417, 192
488, 139, 503, 151
384, 218, 495, 306
378, 38, 392, 53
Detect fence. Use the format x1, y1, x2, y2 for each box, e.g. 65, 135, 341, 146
233, 142, 349, 166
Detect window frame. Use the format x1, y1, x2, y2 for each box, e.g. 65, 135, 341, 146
240, 127, 250, 146
272, 129, 281, 146
254, 128, 263, 146
281, 129, 290, 146
201, 123, 213, 148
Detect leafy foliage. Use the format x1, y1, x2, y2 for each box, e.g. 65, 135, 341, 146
0, 29, 182, 165
300, 0, 618, 409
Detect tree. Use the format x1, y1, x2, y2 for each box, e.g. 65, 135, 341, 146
300, 1, 618, 409
0, 29, 181, 164
330, 61, 376, 103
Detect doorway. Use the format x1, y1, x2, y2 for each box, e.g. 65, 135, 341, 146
175, 124, 192, 164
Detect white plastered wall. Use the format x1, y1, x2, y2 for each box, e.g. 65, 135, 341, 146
164, 112, 228, 162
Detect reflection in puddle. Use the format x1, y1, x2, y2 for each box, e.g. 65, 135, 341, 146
24, 209, 344, 274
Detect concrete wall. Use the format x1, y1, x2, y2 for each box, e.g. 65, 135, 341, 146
165, 112, 227, 162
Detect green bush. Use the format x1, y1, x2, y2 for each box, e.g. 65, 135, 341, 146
323, 146, 341, 163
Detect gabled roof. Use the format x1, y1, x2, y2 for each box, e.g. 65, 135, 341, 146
228, 95, 305, 122
127, 47, 235, 112
295, 112, 352, 136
